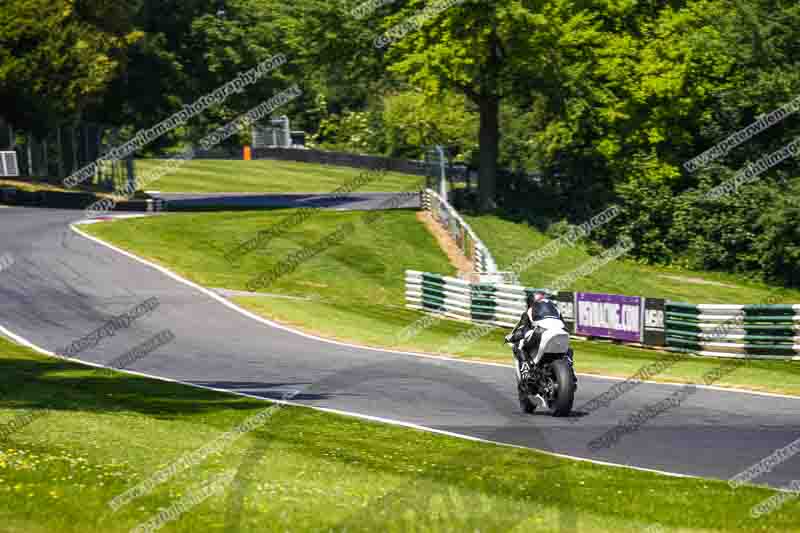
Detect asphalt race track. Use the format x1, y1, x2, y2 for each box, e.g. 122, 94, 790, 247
150, 191, 421, 211
1, 205, 799, 489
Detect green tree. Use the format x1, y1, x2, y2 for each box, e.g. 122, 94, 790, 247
570, 0, 800, 284
382, 90, 478, 160
0, 0, 141, 133
380, 0, 605, 212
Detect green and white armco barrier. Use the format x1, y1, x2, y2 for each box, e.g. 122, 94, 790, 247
405, 271, 473, 322
665, 302, 800, 360
404, 270, 545, 327
422, 188, 500, 276
405, 270, 800, 359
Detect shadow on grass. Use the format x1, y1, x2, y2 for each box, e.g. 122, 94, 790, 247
0, 356, 275, 419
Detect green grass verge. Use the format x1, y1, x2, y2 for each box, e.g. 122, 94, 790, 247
81, 211, 800, 397
82, 209, 452, 305
136, 159, 422, 193
465, 215, 800, 304
0, 335, 798, 532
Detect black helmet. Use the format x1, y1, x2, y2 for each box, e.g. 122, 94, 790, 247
526, 290, 547, 308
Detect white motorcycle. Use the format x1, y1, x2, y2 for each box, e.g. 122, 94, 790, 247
507, 320, 577, 416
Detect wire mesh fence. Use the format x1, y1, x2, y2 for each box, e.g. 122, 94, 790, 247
0, 118, 134, 192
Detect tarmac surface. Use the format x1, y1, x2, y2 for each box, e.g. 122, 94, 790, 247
150, 191, 421, 211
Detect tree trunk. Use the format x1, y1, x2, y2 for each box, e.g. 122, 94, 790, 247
477, 94, 499, 213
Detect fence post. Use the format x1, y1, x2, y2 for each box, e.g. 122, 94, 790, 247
56, 126, 64, 179
42, 138, 49, 178
126, 158, 135, 194
31, 135, 41, 178
435, 145, 447, 200
26, 134, 33, 177
83, 124, 89, 166
71, 125, 78, 173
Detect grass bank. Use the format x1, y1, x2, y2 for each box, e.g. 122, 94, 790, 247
136, 159, 423, 193
465, 215, 800, 304
0, 335, 797, 532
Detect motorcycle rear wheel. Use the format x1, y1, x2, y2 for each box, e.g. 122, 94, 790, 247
549, 359, 575, 417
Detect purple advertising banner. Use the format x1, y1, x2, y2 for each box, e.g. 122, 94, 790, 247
575, 292, 642, 343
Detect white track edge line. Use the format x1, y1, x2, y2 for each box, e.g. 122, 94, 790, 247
0, 321, 701, 483
70, 223, 800, 402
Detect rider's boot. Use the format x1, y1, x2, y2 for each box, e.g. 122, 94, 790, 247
533, 393, 549, 409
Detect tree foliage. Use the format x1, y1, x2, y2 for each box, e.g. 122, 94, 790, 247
0, 0, 141, 133
2, 0, 798, 284
379, 0, 603, 210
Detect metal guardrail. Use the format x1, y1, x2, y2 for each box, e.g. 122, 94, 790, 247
405, 271, 800, 359
422, 188, 499, 275
665, 302, 800, 359
405, 270, 546, 328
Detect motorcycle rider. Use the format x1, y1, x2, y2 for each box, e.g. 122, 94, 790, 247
504, 290, 565, 381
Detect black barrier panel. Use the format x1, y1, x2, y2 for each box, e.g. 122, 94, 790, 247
643, 298, 666, 346
556, 291, 576, 334
252, 147, 430, 176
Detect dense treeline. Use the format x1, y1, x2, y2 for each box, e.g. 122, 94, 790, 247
1, 0, 798, 285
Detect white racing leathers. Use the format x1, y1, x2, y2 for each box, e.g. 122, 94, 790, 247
517, 317, 566, 358
508, 300, 566, 375
528, 318, 570, 365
